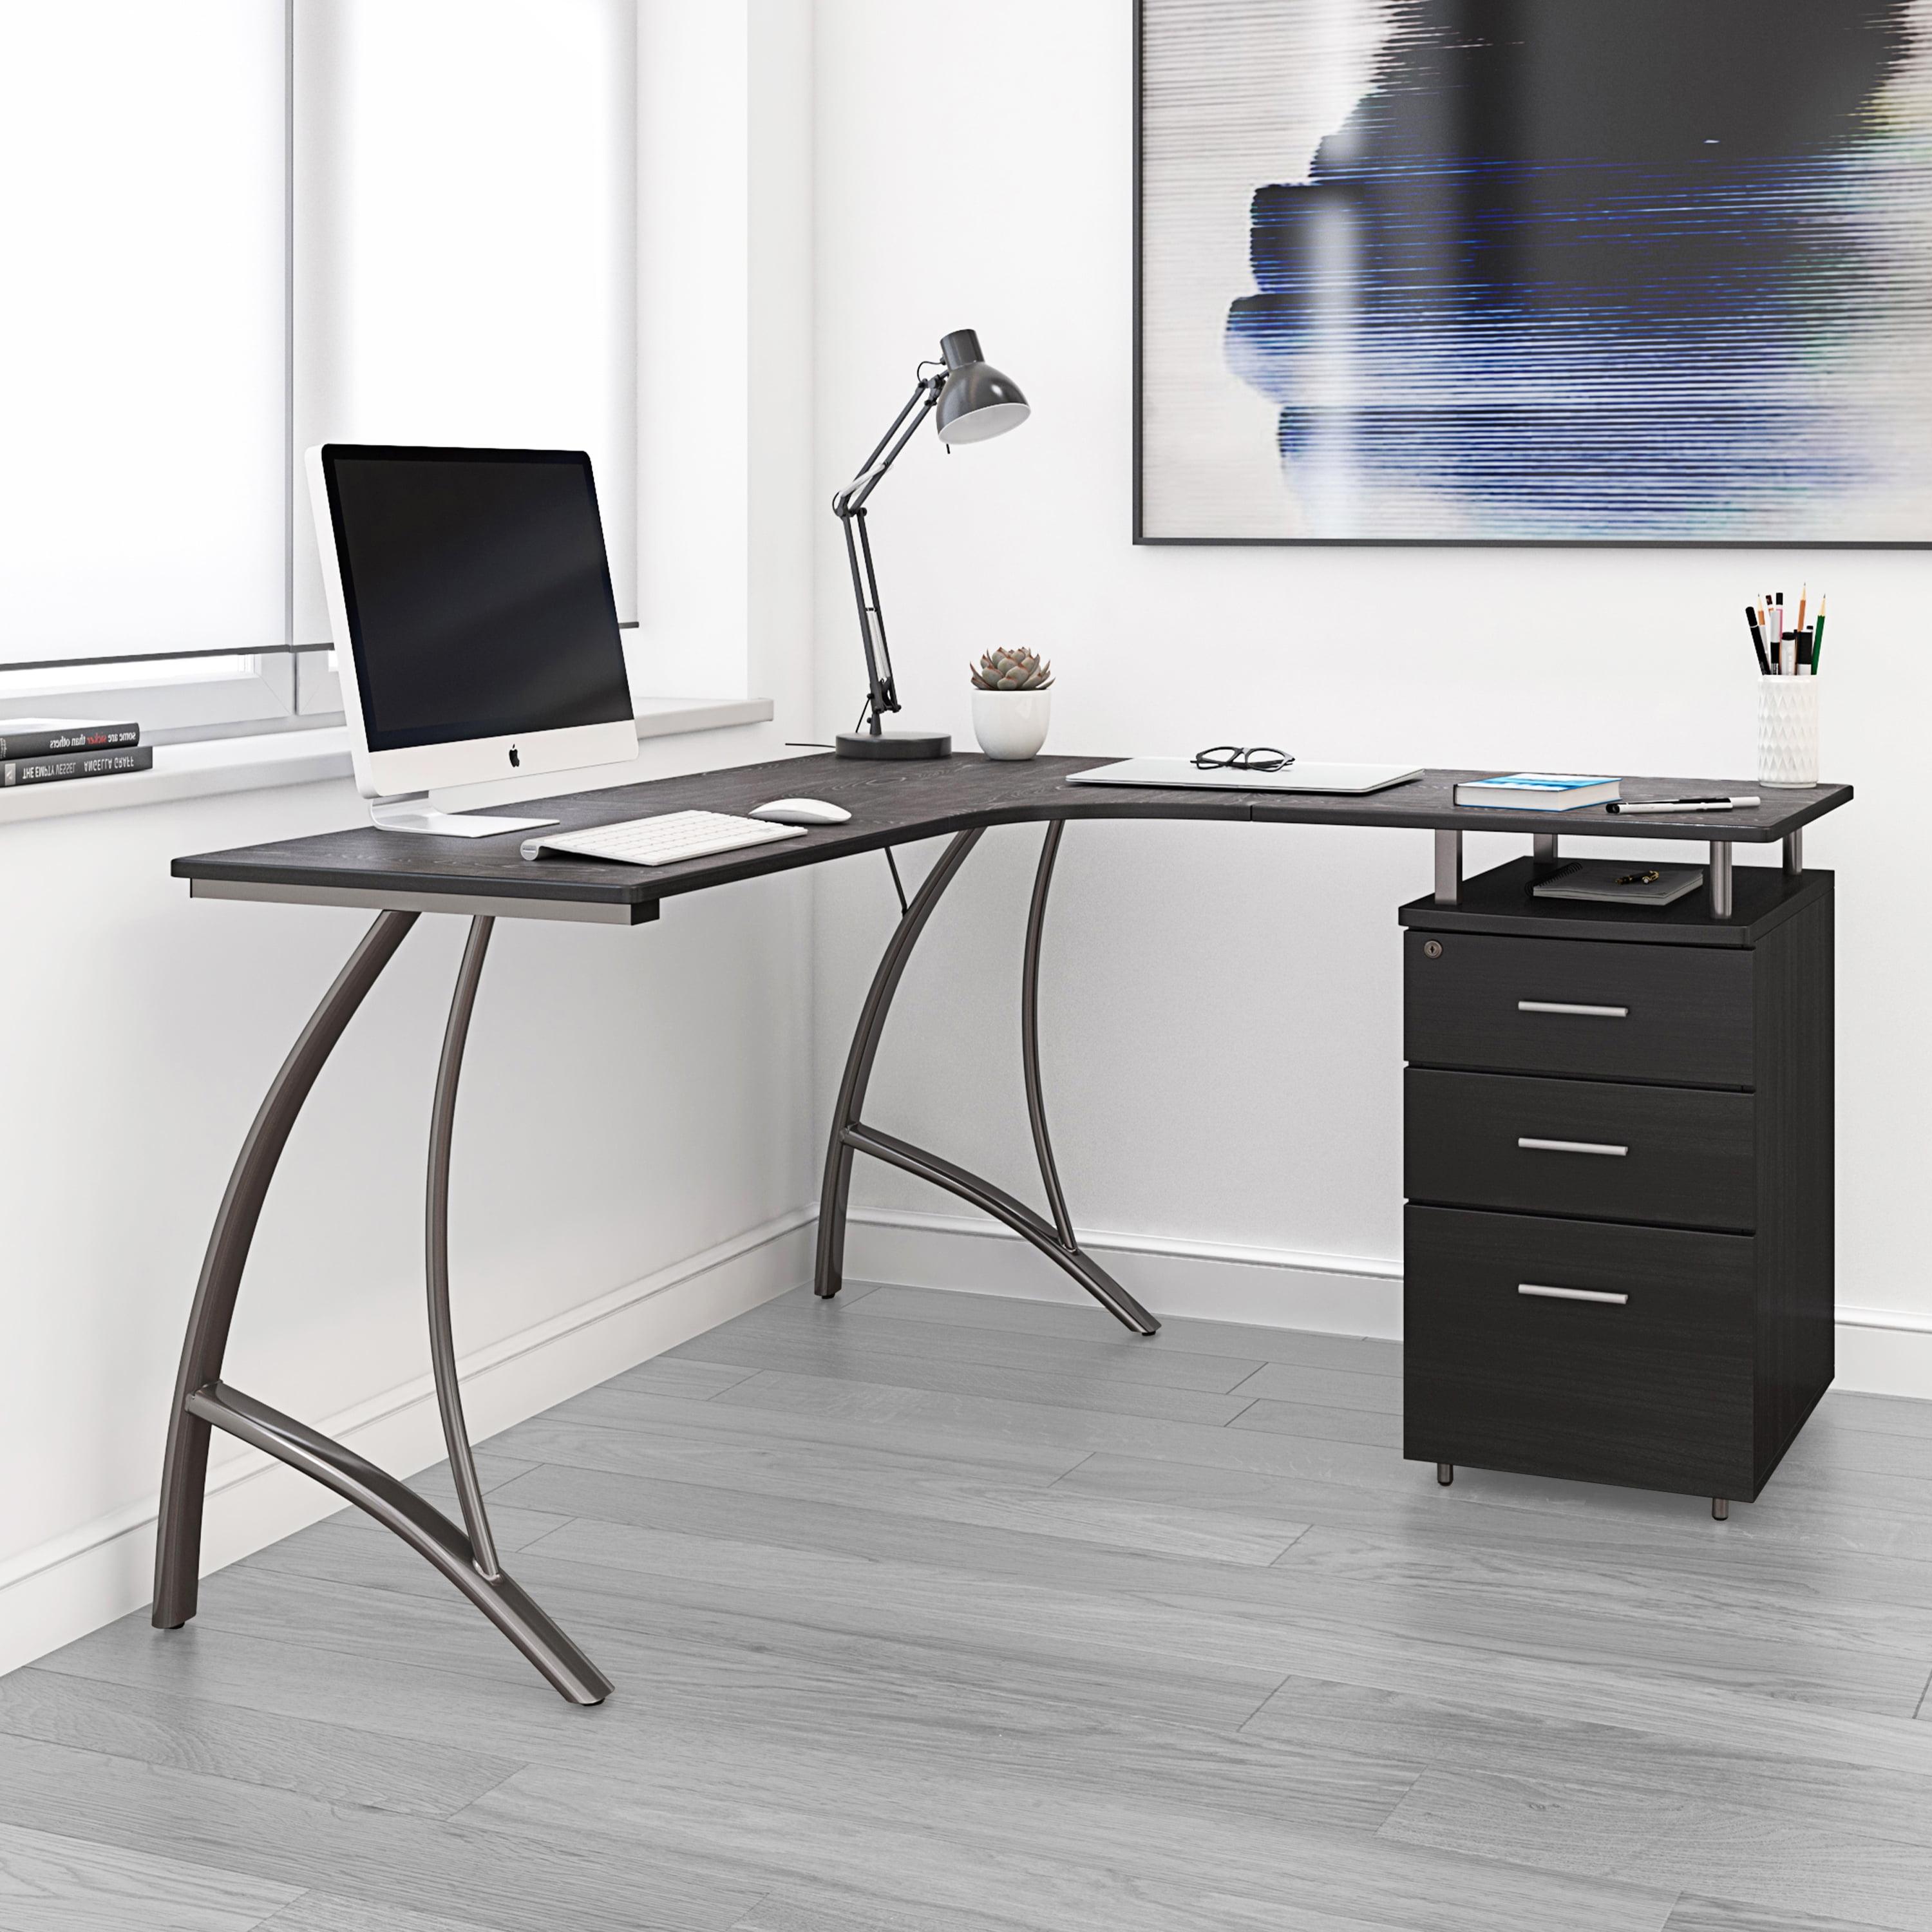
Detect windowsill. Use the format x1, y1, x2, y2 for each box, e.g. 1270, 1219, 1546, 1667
0, 696, 777, 828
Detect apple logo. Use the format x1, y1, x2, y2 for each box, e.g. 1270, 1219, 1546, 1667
508, 745, 520, 768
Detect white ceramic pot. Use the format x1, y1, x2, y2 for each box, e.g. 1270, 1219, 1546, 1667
971, 687, 1052, 761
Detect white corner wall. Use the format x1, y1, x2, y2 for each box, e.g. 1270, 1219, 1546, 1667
0, 0, 820, 1676
809, 0, 1932, 1394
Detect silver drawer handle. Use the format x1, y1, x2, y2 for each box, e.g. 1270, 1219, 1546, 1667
1517, 1000, 1629, 1019
1519, 1283, 1629, 1305
1517, 1137, 1628, 1158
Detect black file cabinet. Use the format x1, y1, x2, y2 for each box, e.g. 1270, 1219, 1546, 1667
1399, 859, 1834, 1515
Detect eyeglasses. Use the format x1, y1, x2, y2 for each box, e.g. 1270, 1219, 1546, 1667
1192, 746, 1294, 773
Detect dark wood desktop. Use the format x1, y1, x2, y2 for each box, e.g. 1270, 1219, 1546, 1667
174, 753, 1850, 919
158, 753, 1852, 1701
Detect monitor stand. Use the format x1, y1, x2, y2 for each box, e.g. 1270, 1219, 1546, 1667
368, 793, 560, 839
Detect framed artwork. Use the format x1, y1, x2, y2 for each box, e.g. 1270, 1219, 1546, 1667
1135, 1, 1932, 545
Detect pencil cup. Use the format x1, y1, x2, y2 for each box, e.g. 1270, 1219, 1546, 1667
1757, 678, 1820, 788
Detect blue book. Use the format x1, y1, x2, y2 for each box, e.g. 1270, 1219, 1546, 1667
1453, 773, 1621, 811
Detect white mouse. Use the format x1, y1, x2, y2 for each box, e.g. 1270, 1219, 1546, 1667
749, 797, 852, 826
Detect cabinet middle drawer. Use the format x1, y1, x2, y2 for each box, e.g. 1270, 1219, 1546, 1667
1405, 1068, 1756, 1232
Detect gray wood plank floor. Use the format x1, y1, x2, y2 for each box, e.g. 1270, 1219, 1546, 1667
17, 1282, 1932, 1932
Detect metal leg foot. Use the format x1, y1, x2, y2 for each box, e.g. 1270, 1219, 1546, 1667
1437, 1463, 1454, 1486
191, 1383, 610, 1703
815, 822, 1157, 1335
1712, 1497, 1729, 1521
153, 911, 611, 1705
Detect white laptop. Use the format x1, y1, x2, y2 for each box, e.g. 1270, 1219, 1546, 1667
1066, 758, 1424, 795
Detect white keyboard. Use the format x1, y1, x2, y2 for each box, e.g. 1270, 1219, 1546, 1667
520, 810, 806, 867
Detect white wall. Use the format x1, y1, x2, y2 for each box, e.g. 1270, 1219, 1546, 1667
810, 0, 1932, 1389
0, 0, 821, 1674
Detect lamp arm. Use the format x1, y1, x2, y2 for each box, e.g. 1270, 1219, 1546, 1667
834, 374, 943, 515
833, 375, 943, 732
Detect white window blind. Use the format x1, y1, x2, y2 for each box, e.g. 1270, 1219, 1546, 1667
1, 0, 638, 695
292, 0, 638, 647
0, 2, 288, 668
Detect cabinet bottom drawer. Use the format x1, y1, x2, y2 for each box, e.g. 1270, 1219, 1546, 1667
1404, 1206, 1757, 1499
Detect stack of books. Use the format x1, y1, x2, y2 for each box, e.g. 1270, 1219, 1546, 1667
0, 717, 151, 791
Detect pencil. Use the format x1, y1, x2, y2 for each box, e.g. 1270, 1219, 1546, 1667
1812, 596, 1827, 674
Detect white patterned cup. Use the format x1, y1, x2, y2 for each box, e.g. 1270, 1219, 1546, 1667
1757, 678, 1820, 788
971, 688, 1051, 761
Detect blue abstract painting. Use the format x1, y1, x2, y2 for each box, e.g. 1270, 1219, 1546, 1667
1137, 0, 1932, 542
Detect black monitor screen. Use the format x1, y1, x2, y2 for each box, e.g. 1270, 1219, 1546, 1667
321, 446, 631, 753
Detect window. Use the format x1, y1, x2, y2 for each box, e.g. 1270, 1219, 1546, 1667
1, 1, 639, 744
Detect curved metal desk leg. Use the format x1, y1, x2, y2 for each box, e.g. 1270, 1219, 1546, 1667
427, 916, 502, 1581
815, 822, 1158, 1336
154, 910, 611, 1707
154, 911, 418, 1629
1019, 824, 1157, 1332
1023, 821, 1077, 1247
815, 829, 984, 1300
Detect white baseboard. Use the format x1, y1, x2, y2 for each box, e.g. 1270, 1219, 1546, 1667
0, 1206, 814, 1678
1832, 1311, 1932, 1400
844, 1205, 1932, 1398
844, 1205, 1403, 1335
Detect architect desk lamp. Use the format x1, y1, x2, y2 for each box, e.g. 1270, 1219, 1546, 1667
832, 328, 1029, 759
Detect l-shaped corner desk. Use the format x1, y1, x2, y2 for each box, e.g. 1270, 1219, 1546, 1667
155, 755, 1852, 1703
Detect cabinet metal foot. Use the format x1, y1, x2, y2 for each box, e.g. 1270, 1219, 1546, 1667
1712, 1497, 1730, 1521
1437, 1463, 1454, 1486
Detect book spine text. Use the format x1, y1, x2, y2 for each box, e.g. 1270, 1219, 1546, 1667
2, 746, 155, 788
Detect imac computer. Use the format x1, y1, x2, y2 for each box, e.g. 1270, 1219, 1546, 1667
307, 444, 639, 837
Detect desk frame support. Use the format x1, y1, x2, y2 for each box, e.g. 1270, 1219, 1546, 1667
1709, 841, 1734, 918
428, 916, 503, 1581
815, 822, 1159, 1336
152, 909, 611, 1707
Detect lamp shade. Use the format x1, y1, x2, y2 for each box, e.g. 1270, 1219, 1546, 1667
935, 328, 1030, 444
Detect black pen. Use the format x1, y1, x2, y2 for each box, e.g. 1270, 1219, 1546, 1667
1607, 796, 1761, 815
1744, 604, 1771, 675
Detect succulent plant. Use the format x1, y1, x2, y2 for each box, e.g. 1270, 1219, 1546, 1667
969, 647, 1054, 692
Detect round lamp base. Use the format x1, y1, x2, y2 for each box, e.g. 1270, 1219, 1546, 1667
835, 730, 952, 761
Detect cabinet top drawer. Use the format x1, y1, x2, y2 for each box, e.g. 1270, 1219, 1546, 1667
1406, 932, 1754, 1088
